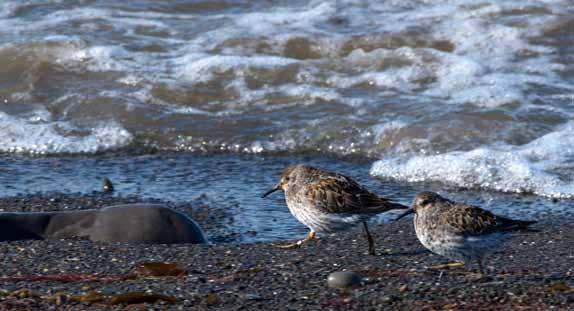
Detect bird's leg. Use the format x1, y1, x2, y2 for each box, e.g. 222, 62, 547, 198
456, 258, 490, 282
471, 258, 490, 279
477, 258, 485, 275
362, 222, 376, 255
277, 230, 316, 249
429, 262, 465, 270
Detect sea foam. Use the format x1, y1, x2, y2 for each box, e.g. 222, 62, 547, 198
371, 122, 574, 199
0, 111, 133, 154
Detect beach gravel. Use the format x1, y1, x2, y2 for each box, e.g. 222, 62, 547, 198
0, 194, 573, 310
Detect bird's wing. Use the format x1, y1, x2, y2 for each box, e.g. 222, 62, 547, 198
305, 173, 407, 214
443, 203, 536, 236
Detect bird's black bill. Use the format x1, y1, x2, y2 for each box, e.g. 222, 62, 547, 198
261, 184, 280, 198
394, 209, 414, 222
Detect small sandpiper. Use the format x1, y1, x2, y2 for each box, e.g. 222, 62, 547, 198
395, 191, 537, 273
262, 164, 408, 255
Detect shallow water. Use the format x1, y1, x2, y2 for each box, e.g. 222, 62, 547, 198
0, 153, 567, 243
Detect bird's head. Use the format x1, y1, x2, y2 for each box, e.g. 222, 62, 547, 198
412, 191, 446, 212
261, 165, 302, 198
394, 191, 446, 221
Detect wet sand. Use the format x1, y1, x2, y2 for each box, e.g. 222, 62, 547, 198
0, 194, 572, 310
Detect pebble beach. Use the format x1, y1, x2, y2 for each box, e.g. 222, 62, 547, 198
0, 193, 572, 310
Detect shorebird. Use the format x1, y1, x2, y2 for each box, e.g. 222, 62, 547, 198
395, 191, 537, 273
262, 164, 408, 255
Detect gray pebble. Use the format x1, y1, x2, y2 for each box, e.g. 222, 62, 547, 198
102, 178, 114, 193
382, 295, 399, 303
327, 271, 362, 289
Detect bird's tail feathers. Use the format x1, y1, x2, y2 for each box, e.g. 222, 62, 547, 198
369, 201, 409, 214
386, 202, 409, 210
507, 219, 538, 233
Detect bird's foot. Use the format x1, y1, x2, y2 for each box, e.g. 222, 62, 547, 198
463, 272, 490, 282
429, 262, 465, 270
276, 240, 305, 249
276, 231, 316, 249
366, 243, 376, 256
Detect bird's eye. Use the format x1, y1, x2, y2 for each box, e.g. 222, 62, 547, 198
420, 199, 430, 206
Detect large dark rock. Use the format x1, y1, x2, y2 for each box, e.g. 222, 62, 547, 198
0, 204, 207, 244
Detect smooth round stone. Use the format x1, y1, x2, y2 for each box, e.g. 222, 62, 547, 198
102, 178, 114, 193
327, 271, 362, 289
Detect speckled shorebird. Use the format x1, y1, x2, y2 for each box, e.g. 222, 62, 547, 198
395, 192, 537, 273
261, 164, 408, 255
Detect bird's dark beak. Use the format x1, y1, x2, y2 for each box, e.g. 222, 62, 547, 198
394, 209, 414, 222
261, 184, 281, 198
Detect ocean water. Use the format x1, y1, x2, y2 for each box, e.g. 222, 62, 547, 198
0, 153, 567, 243
0, 1, 572, 241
